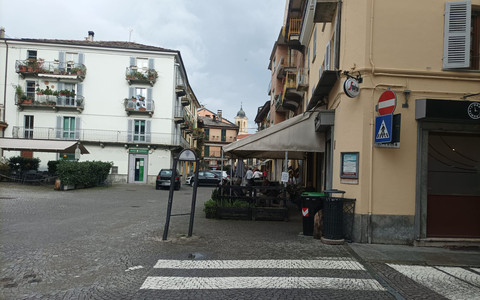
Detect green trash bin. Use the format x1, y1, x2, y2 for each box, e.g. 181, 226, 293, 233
300, 192, 326, 236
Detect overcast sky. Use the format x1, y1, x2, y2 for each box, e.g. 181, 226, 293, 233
0, 0, 286, 133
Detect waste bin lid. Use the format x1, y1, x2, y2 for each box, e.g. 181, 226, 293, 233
301, 192, 327, 197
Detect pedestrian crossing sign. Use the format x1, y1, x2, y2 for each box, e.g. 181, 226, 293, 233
374, 114, 392, 144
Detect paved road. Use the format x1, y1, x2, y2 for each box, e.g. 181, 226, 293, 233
0, 182, 479, 299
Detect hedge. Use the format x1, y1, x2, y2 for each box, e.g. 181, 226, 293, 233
57, 161, 112, 186
8, 156, 40, 173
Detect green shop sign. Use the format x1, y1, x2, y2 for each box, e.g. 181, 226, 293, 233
129, 149, 149, 154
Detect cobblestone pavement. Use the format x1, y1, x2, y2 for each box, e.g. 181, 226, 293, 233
1, 182, 479, 299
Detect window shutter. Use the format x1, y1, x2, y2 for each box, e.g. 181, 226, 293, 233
148, 58, 154, 69
57, 82, 65, 106
127, 119, 133, 142
75, 117, 81, 139
77, 83, 83, 98
56, 116, 62, 139
325, 41, 331, 71
147, 88, 153, 110
59, 51, 66, 72
78, 53, 85, 65
145, 120, 151, 143
129, 87, 134, 99
130, 57, 136, 67
443, 1, 471, 69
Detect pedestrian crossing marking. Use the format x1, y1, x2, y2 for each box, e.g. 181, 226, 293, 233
388, 264, 480, 300
153, 259, 365, 270
140, 276, 386, 291
376, 120, 390, 139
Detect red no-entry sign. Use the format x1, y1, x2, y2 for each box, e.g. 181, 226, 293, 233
378, 90, 397, 115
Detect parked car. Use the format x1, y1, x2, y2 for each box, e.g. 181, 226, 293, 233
211, 170, 230, 184
156, 169, 181, 190
187, 171, 221, 186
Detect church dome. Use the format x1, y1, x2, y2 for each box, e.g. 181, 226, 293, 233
236, 106, 246, 118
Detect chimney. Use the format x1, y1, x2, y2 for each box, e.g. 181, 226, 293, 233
86, 31, 94, 41
0, 27, 5, 39
217, 110, 222, 122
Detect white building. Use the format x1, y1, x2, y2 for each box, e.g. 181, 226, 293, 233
0, 30, 199, 184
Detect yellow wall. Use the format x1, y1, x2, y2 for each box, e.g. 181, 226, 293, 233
321, 0, 480, 217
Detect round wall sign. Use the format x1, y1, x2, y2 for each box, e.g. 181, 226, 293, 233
343, 78, 360, 98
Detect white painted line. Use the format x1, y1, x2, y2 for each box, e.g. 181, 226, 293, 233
378, 98, 395, 109
388, 264, 480, 300
125, 265, 144, 272
140, 276, 386, 291
437, 267, 480, 287
153, 259, 365, 270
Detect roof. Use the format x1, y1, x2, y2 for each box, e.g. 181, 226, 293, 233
3, 38, 178, 54
198, 116, 238, 129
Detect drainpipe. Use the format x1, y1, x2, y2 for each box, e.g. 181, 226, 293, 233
367, 0, 377, 244
334, 0, 342, 70
2, 32, 9, 146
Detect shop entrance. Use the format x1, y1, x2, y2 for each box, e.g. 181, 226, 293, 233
427, 133, 480, 238
128, 153, 148, 184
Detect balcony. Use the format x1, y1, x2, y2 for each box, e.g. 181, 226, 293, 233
313, 0, 338, 23
16, 59, 86, 81
175, 66, 187, 97
275, 94, 288, 112
174, 105, 185, 124
296, 67, 309, 91
125, 67, 158, 86
181, 96, 190, 106
282, 72, 303, 111
124, 97, 154, 116
16, 93, 84, 112
12, 126, 185, 148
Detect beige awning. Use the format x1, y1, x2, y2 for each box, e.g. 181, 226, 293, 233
0, 138, 89, 154
223, 112, 325, 159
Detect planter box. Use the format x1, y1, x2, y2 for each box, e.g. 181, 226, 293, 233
253, 207, 289, 221
216, 207, 252, 220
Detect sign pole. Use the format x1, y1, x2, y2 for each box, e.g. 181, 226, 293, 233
162, 158, 178, 240
187, 159, 199, 237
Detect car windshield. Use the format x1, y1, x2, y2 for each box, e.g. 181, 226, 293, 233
160, 170, 172, 176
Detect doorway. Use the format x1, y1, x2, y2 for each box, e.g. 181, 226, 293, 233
128, 154, 148, 184
426, 133, 480, 238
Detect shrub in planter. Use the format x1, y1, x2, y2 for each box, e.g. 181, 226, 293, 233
57, 161, 112, 187
203, 199, 218, 219
0, 161, 10, 181
8, 156, 40, 174
47, 160, 59, 175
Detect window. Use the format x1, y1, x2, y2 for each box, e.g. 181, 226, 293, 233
204, 145, 210, 157
64, 83, 77, 106
137, 58, 148, 70
66, 52, 78, 71
26, 81, 36, 99
443, 1, 480, 69
24, 115, 34, 139
135, 87, 146, 100
221, 129, 226, 142
133, 120, 146, 142
204, 128, 210, 141
27, 50, 37, 60
63, 117, 76, 139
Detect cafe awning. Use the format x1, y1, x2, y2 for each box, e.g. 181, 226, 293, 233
0, 138, 89, 154
223, 112, 325, 159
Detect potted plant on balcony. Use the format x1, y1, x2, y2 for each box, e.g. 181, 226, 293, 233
36, 88, 44, 95
147, 69, 158, 81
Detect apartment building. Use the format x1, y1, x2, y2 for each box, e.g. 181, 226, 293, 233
197, 108, 239, 170
229, 0, 480, 244
0, 30, 200, 184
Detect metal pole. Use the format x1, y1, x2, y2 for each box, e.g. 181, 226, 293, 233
187, 160, 200, 237
162, 159, 178, 240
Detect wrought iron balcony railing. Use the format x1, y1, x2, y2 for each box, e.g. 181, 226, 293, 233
16, 59, 86, 81
124, 98, 154, 115
125, 67, 158, 86
12, 126, 185, 147
16, 94, 84, 111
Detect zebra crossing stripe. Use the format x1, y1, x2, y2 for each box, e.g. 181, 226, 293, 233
153, 258, 365, 270
388, 264, 480, 300
140, 276, 386, 291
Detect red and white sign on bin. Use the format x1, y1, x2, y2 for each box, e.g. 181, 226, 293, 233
378, 90, 397, 115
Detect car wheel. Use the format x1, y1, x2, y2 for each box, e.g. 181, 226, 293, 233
155, 185, 160, 190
